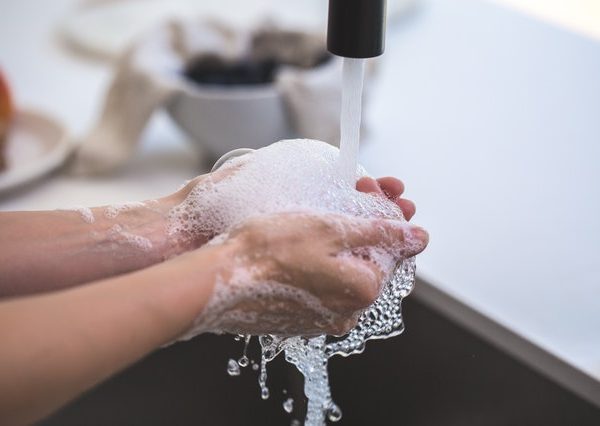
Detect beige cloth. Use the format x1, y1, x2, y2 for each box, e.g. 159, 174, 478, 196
69, 20, 348, 175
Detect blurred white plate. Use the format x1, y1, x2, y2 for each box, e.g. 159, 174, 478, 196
0, 110, 71, 194
60, 0, 416, 60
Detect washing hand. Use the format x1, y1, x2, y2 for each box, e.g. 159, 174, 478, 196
169, 173, 427, 338
182, 209, 427, 337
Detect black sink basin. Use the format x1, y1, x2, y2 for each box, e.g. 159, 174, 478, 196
40, 296, 600, 425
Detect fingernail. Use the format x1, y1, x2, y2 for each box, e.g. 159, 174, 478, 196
406, 226, 429, 245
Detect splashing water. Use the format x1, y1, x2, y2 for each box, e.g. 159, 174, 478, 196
283, 398, 294, 413
224, 58, 418, 425
238, 335, 251, 367
227, 359, 241, 377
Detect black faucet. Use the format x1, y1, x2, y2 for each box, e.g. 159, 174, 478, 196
327, 0, 387, 58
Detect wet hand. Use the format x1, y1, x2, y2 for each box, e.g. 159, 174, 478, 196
190, 212, 428, 337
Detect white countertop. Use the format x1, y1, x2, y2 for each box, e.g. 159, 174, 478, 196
1, 0, 599, 403
361, 0, 600, 395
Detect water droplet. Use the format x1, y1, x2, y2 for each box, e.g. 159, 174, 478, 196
327, 403, 342, 422
238, 356, 249, 368
261, 387, 270, 400
226, 359, 240, 376
283, 397, 294, 413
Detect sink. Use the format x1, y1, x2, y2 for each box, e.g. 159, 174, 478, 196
40, 297, 600, 425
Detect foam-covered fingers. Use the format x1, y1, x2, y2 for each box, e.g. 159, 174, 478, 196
356, 176, 406, 199
356, 177, 415, 220
342, 217, 428, 257
399, 223, 428, 257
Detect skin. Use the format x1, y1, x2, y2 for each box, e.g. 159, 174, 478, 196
0, 175, 416, 298
0, 174, 427, 425
0, 166, 228, 297
192, 211, 426, 337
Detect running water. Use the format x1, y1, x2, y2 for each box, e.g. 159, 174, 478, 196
222, 58, 417, 425
337, 58, 366, 184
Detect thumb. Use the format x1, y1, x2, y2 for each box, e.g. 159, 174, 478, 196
343, 217, 429, 258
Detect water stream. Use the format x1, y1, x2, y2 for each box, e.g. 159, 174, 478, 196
226, 57, 417, 425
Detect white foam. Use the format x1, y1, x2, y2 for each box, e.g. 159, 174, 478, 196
178, 262, 339, 341
168, 139, 412, 340
59, 206, 95, 224
168, 139, 403, 244
107, 224, 153, 252
104, 202, 146, 219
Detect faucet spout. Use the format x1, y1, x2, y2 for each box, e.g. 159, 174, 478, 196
327, 0, 387, 59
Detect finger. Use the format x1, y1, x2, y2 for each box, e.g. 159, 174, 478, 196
376, 177, 405, 199
341, 217, 429, 258
356, 177, 383, 195
396, 198, 416, 221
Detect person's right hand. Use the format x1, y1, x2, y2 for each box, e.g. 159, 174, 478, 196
186, 211, 428, 338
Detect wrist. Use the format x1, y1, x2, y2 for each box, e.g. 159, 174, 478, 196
155, 174, 216, 257
154, 191, 209, 259
89, 198, 193, 264
150, 195, 190, 259
155, 237, 242, 338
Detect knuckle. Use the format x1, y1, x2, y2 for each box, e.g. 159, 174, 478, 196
337, 264, 381, 310
355, 283, 379, 309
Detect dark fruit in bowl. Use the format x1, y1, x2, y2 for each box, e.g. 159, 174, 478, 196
185, 54, 279, 86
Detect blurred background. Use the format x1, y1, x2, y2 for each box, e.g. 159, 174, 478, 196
1, 0, 600, 424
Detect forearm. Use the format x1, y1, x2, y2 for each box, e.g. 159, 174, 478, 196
0, 194, 200, 297
0, 242, 229, 426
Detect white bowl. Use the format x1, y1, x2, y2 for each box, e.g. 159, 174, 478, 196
166, 79, 292, 158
